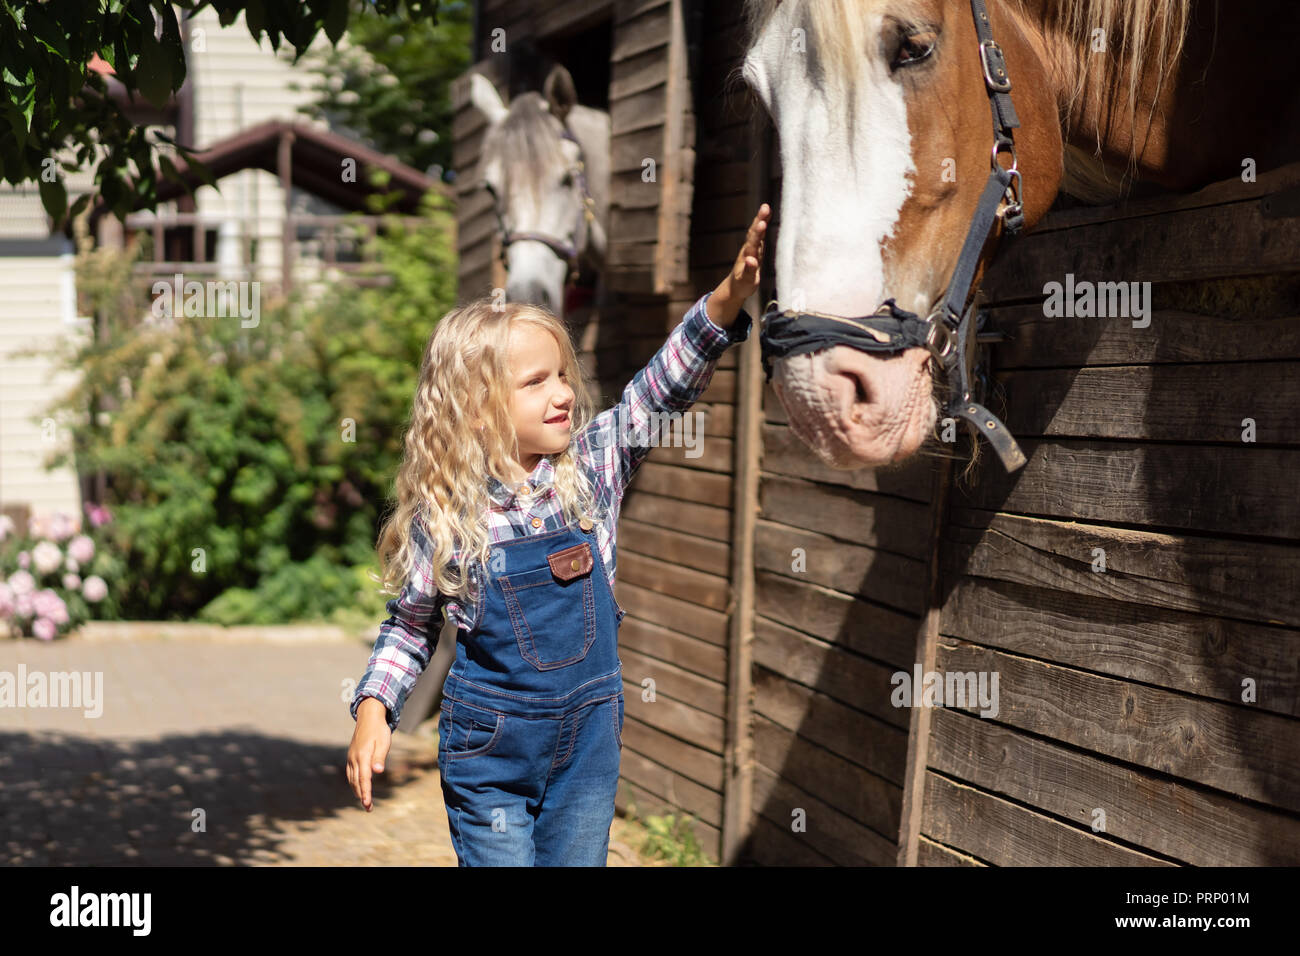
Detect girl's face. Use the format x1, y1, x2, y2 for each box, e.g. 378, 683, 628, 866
505, 322, 575, 478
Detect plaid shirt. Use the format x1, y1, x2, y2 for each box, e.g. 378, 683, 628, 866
352, 291, 752, 731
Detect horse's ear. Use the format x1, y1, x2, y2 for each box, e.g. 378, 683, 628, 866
468, 72, 508, 126
543, 65, 578, 125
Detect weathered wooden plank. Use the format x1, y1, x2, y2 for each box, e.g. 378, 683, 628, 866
941, 576, 1300, 718
643, 433, 734, 473
753, 712, 902, 840
621, 744, 722, 829
621, 490, 731, 541
916, 835, 987, 866
751, 763, 897, 865
615, 579, 729, 645
994, 363, 1300, 444
611, 127, 670, 180
623, 674, 725, 753
761, 423, 935, 503
744, 811, 836, 865
618, 515, 730, 576
619, 549, 729, 612
936, 641, 1300, 815
927, 707, 1300, 865
630, 462, 733, 507
944, 510, 1300, 626
1022, 160, 1300, 234
612, 0, 670, 55
620, 645, 726, 717
610, 81, 668, 135
985, 305, 1300, 368
534, 0, 613, 39
622, 709, 725, 791
610, 44, 669, 101
755, 569, 919, 669
752, 655, 910, 774
618, 613, 727, 684
982, 196, 1300, 302
956, 440, 1300, 539
921, 771, 1176, 866
755, 519, 928, 615
760, 473, 933, 561
611, 172, 662, 209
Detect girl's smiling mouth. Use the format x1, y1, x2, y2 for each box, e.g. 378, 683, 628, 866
545, 413, 570, 426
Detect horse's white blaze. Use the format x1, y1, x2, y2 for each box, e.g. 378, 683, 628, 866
744, 2, 937, 468
744, 4, 915, 318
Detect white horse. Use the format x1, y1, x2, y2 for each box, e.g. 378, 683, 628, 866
469, 64, 610, 316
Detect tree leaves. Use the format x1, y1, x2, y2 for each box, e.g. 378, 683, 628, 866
0, 1, 448, 223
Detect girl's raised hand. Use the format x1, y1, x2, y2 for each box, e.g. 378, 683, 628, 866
729, 203, 770, 302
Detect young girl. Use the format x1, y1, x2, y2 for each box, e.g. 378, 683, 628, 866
347, 204, 770, 866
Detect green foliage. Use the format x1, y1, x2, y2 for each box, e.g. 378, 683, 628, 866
294, 1, 472, 178
0, 0, 448, 224
623, 799, 715, 867
196, 553, 384, 625
35, 193, 457, 623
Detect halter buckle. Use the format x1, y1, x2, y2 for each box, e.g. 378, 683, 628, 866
979, 40, 1012, 93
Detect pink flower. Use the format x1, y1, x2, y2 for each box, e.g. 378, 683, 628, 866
82, 575, 108, 603
85, 504, 113, 528
0, 582, 14, 617
7, 570, 35, 597
17, 551, 30, 569
32, 540, 64, 576
14, 592, 34, 618
68, 534, 95, 565
63, 573, 82, 591
48, 513, 75, 543
33, 589, 69, 625
32, 617, 56, 641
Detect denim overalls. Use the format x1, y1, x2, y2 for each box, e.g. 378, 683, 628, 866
437, 510, 625, 866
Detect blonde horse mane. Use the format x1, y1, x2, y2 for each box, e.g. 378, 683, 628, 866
741, 0, 1193, 201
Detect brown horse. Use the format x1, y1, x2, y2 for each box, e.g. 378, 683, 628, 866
740, 0, 1300, 469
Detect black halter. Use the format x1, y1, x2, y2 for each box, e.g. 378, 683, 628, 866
758, 0, 1027, 473
492, 125, 597, 287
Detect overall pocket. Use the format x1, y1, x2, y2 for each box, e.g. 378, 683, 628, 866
440, 700, 505, 762
499, 543, 598, 670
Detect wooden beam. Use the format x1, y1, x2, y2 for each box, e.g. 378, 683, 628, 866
897, 456, 953, 865
720, 106, 768, 867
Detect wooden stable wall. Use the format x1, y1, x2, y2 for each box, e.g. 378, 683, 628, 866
453, 0, 753, 863
905, 163, 1300, 865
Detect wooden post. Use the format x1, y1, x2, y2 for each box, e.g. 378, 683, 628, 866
896, 453, 954, 865
279, 128, 295, 295
720, 109, 770, 867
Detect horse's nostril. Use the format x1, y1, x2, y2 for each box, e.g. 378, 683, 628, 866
842, 371, 870, 405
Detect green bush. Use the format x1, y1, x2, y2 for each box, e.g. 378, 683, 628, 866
40, 191, 457, 623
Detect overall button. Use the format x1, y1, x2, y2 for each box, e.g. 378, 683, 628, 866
530, 517, 543, 529
519, 484, 531, 495
579, 515, 593, 532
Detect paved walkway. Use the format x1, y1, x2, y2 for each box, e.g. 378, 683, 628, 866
0, 632, 658, 866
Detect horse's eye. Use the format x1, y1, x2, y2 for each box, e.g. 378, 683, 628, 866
561, 171, 574, 189
890, 29, 937, 71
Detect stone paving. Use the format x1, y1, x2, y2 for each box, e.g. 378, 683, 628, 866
0, 631, 660, 866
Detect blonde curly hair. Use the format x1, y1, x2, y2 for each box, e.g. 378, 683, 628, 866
375, 297, 600, 608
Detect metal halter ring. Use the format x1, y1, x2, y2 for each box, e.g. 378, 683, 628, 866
923, 313, 956, 363
991, 137, 1018, 174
